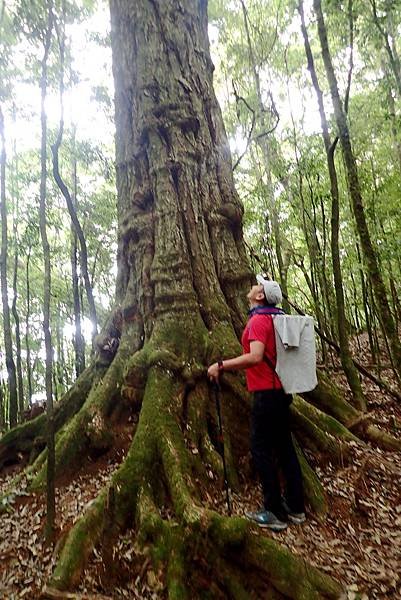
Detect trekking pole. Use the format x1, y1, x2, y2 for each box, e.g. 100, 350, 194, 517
212, 381, 232, 516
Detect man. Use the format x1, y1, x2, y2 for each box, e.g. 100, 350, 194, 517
207, 275, 305, 532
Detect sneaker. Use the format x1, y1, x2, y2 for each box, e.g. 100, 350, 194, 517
281, 498, 306, 524
245, 509, 288, 531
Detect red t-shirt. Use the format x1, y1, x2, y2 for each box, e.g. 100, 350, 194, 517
241, 313, 282, 392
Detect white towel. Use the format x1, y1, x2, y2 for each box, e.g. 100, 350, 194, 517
273, 315, 317, 394
274, 315, 306, 348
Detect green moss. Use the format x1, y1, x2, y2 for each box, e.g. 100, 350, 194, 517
51, 490, 107, 590
31, 352, 126, 491
152, 315, 209, 358
245, 534, 343, 599
295, 441, 328, 516
208, 513, 248, 549
293, 396, 359, 442
206, 321, 242, 363
292, 409, 346, 460
166, 529, 189, 600
308, 372, 358, 426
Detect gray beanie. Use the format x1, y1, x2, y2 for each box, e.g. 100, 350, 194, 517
256, 274, 283, 305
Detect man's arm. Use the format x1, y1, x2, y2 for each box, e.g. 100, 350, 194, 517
207, 340, 265, 382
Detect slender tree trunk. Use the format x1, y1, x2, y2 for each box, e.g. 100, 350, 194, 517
386, 79, 401, 174
357, 240, 376, 362
309, 188, 336, 338
55, 302, 65, 398
0, 376, 5, 433
52, 148, 98, 344
288, 103, 329, 351
38, 6, 55, 541
11, 148, 25, 416
0, 104, 18, 428
314, 0, 401, 379
70, 131, 85, 377
371, 0, 401, 97
299, 0, 365, 410
25, 249, 33, 406
12, 237, 24, 417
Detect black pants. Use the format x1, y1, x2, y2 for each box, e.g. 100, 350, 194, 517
251, 389, 304, 517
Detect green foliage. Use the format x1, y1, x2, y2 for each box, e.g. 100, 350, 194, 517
0, 0, 115, 423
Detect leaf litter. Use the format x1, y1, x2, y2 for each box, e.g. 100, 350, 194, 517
0, 370, 400, 599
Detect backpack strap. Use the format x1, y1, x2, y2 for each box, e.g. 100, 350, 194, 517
263, 354, 280, 390
262, 314, 281, 390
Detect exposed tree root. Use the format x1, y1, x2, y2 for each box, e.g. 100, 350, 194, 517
40, 587, 113, 599
292, 407, 350, 462
4, 321, 396, 597
307, 372, 401, 451
241, 534, 344, 599
0, 364, 101, 471
46, 361, 344, 599
30, 341, 134, 491
364, 424, 401, 451
294, 441, 328, 516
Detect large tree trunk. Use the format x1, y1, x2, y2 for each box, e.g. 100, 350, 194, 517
1, 1, 400, 598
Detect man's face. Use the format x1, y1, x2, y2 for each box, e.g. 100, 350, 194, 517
247, 284, 265, 307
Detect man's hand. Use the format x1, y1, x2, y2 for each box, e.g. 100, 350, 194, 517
207, 362, 220, 382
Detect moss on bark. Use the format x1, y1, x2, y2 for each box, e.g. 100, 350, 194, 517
0, 364, 101, 471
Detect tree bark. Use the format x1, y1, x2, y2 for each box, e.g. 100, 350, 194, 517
12, 226, 24, 417
0, 104, 18, 428
25, 248, 33, 406
11, 148, 25, 417
70, 129, 85, 377
314, 0, 401, 379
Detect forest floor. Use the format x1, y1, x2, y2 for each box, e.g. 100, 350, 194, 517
0, 338, 401, 599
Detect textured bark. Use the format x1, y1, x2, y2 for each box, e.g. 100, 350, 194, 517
314, 0, 401, 379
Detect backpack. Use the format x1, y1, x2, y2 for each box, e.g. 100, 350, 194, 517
261, 310, 318, 395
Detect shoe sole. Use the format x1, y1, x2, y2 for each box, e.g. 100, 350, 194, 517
257, 523, 288, 531
287, 515, 306, 524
